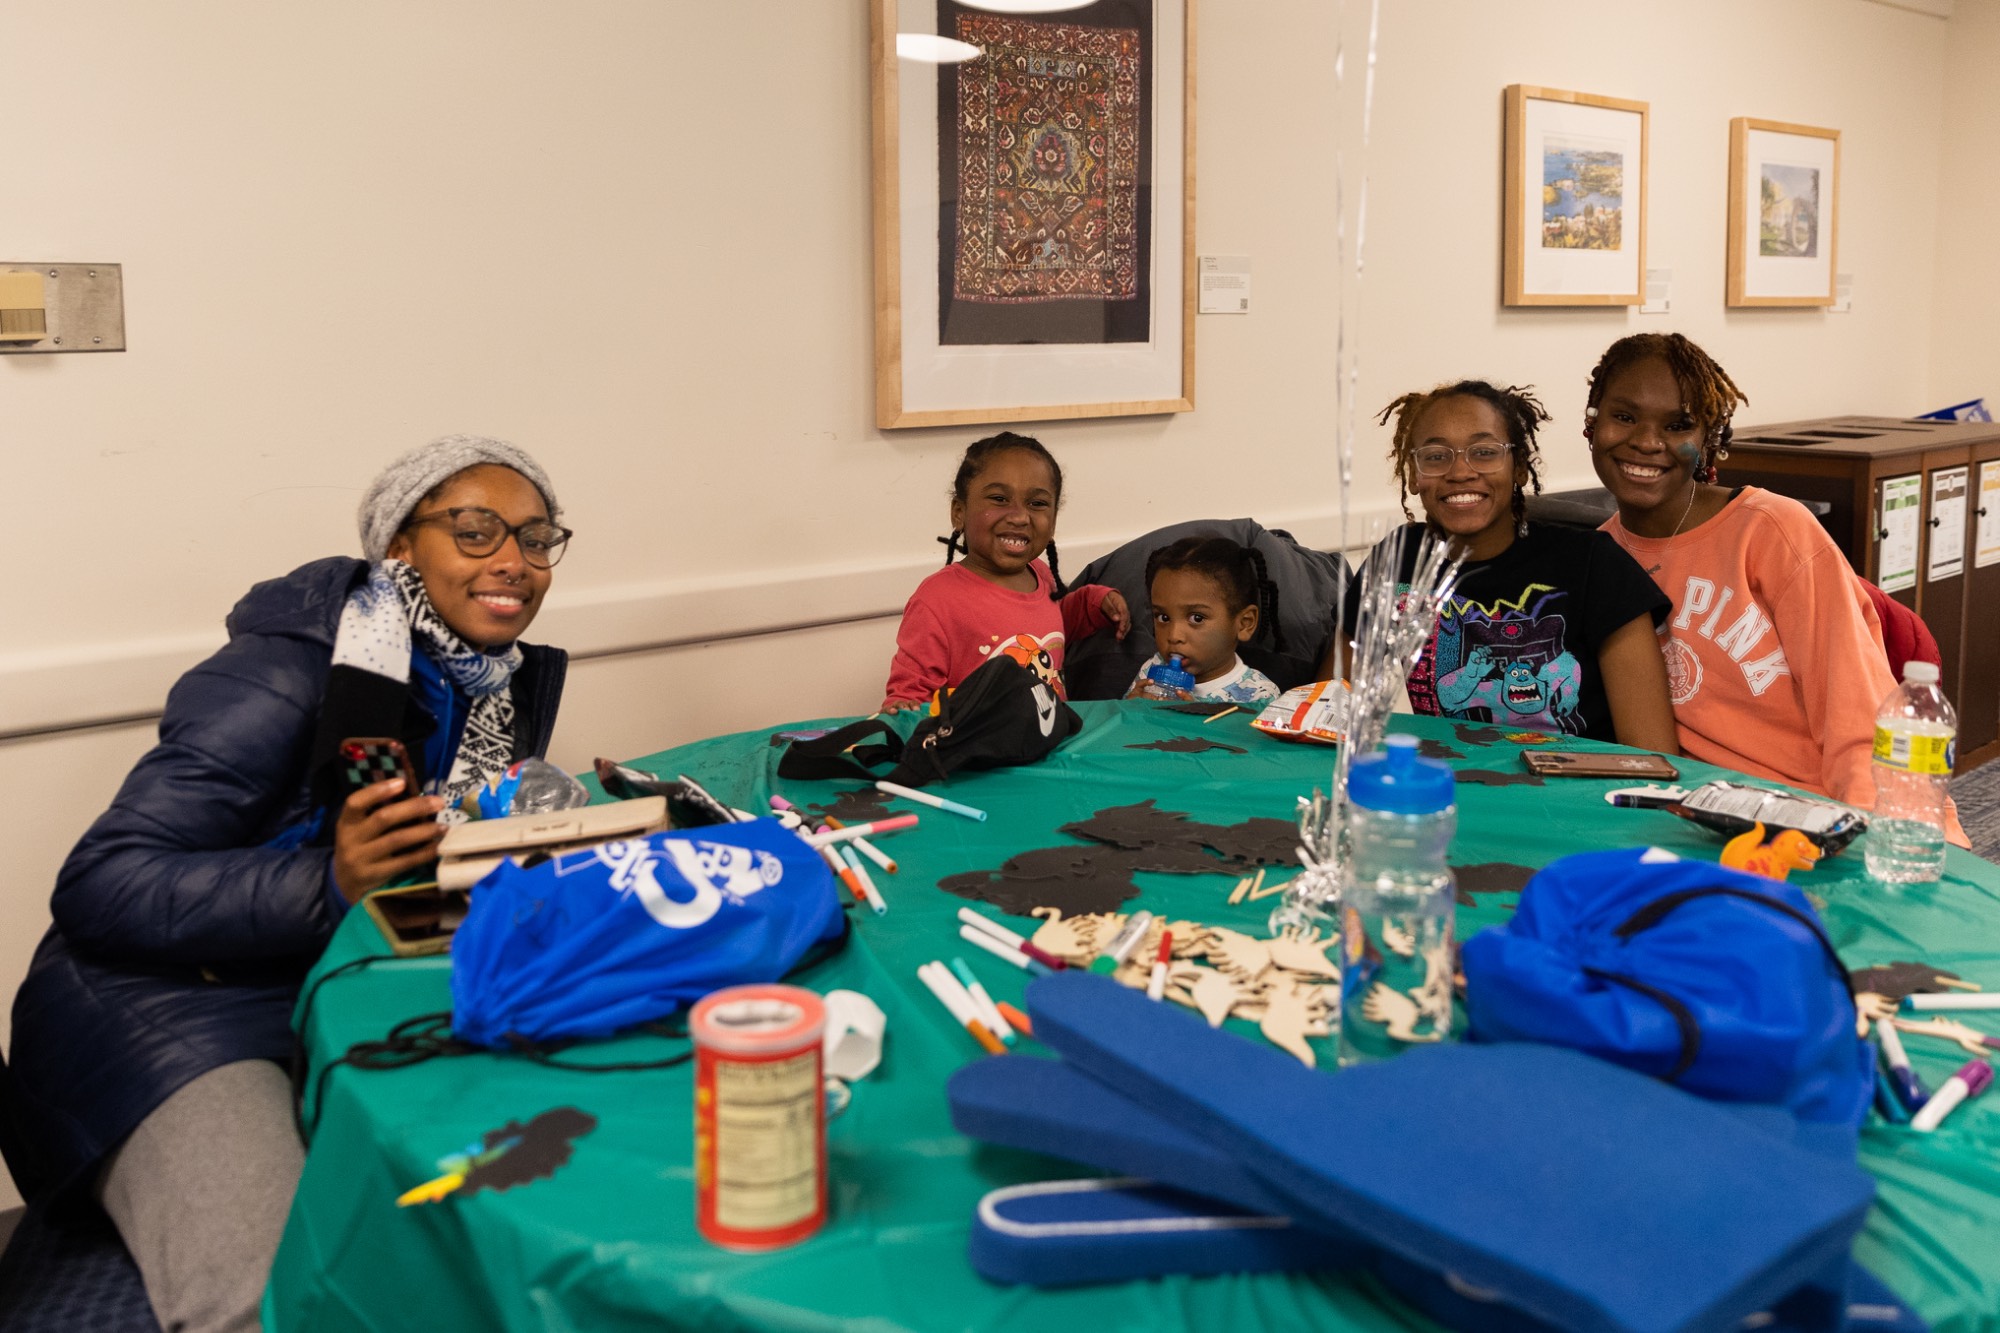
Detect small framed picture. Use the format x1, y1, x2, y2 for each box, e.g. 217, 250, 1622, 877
1502, 85, 1649, 307
1727, 118, 1840, 307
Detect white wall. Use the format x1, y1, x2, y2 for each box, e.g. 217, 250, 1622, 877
0, 0, 1970, 1209
1932, 0, 2000, 408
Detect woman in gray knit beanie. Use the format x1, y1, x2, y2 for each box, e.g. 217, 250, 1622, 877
10, 434, 573, 1333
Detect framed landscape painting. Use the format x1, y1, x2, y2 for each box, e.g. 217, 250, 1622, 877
1728, 118, 1839, 307
1502, 85, 1649, 307
871, 0, 1195, 429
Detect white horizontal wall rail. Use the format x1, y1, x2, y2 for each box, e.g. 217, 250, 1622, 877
1, 501, 1403, 741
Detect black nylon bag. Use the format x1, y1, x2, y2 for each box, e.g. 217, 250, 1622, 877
778, 656, 1082, 788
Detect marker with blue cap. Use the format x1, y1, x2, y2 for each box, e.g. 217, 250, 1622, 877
1875, 1019, 1929, 1112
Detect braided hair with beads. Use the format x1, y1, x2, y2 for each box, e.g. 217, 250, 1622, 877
1583, 333, 1749, 484
1378, 380, 1550, 536
936, 431, 1069, 600
1142, 535, 1288, 652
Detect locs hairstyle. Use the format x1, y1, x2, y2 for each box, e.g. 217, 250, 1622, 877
1377, 380, 1550, 531
1584, 333, 1749, 483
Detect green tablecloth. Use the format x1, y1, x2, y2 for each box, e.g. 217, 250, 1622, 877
266, 704, 2000, 1332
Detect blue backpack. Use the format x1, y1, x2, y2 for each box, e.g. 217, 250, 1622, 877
449, 819, 845, 1048
1461, 847, 1872, 1127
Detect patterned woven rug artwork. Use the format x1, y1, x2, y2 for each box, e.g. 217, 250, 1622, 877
951, 13, 1141, 305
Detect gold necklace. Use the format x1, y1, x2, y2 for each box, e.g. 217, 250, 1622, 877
1669, 482, 1698, 538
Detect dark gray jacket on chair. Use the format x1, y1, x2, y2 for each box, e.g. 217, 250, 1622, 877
1063, 518, 1349, 701
6, 557, 566, 1198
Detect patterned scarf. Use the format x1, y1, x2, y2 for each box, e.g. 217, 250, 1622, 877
332, 560, 520, 809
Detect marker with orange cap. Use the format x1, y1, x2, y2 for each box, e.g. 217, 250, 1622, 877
917, 963, 1007, 1055
824, 816, 897, 874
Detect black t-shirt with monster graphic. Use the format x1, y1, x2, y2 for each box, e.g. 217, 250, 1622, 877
1340, 523, 1670, 741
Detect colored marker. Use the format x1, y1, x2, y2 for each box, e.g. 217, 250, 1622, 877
875, 780, 987, 823
957, 908, 1068, 970
996, 1001, 1034, 1039
1147, 930, 1174, 1001
1875, 1018, 1929, 1112
1901, 992, 2000, 1013
1090, 911, 1154, 976
840, 846, 887, 916
918, 963, 1006, 1055
824, 816, 897, 874
1874, 1065, 1911, 1124
803, 814, 919, 848
950, 958, 1015, 1045
1908, 1058, 1992, 1132
960, 924, 1053, 976
807, 835, 865, 905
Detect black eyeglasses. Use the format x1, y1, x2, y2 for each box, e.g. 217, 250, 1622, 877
403, 507, 574, 568
1412, 442, 1512, 477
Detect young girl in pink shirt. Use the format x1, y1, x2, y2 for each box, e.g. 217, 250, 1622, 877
1585, 333, 1898, 809
882, 433, 1130, 710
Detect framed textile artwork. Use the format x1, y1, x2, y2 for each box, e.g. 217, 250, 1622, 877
870, 0, 1195, 429
1502, 85, 1649, 307
1727, 118, 1839, 308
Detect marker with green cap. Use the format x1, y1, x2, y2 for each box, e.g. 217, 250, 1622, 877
1090, 911, 1155, 976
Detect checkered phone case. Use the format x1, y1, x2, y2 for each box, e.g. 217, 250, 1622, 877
340, 740, 411, 791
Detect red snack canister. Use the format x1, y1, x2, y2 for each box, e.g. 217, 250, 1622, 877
690, 984, 827, 1250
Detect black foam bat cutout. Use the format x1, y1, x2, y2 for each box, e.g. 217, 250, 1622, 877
1125, 737, 1248, 756
1452, 723, 1513, 747
805, 787, 899, 825
1418, 739, 1465, 762
1850, 962, 1969, 1002
940, 863, 1140, 916
1451, 861, 1536, 906
941, 801, 1302, 916
1454, 769, 1546, 787
461, 1106, 598, 1197
1160, 700, 1241, 717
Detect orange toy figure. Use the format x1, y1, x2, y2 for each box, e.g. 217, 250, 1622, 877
1718, 821, 1822, 882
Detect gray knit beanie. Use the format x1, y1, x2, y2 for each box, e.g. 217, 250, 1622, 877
357, 434, 562, 562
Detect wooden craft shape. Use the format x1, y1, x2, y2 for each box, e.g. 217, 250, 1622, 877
1266, 927, 1340, 979
1410, 939, 1454, 1027
1187, 966, 1244, 1028
1380, 919, 1417, 959
1202, 928, 1272, 982
1258, 981, 1333, 1068
1854, 992, 1894, 1036
1890, 1015, 1997, 1058
1028, 907, 1101, 964
1362, 982, 1442, 1043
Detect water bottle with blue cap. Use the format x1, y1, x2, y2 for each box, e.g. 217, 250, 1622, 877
1137, 653, 1197, 700
1338, 733, 1457, 1067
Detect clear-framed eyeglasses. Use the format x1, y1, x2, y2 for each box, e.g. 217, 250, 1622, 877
402, 507, 574, 568
1411, 442, 1513, 477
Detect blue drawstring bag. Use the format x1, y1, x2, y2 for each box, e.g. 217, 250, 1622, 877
449, 818, 845, 1048
1461, 847, 1872, 1127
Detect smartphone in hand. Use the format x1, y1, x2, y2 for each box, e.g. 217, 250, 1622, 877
339, 737, 420, 798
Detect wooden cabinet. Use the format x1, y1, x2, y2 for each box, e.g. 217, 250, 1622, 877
1722, 414, 2000, 770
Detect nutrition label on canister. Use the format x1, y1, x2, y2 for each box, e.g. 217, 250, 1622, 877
713, 1052, 820, 1231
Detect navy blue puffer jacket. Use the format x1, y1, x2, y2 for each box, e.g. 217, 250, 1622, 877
6, 557, 566, 1196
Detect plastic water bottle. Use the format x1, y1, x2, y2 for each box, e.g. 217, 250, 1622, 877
1865, 661, 1956, 884
1139, 653, 1196, 699
1338, 734, 1457, 1067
